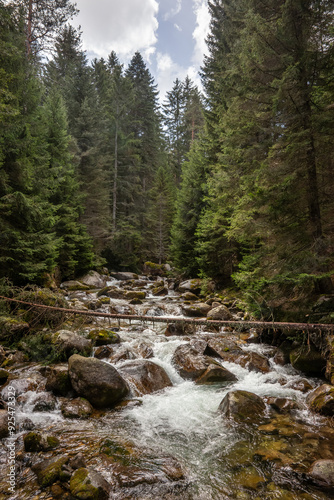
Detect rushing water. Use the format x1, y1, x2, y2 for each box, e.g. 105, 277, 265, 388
1, 277, 334, 499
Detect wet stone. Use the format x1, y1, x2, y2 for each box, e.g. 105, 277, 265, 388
219, 390, 267, 425
68, 354, 129, 408
308, 459, 334, 487
306, 384, 334, 416
61, 397, 93, 419
32, 391, 57, 412
88, 328, 121, 346
70, 467, 110, 500
195, 364, 237, 385
118, 359, 172, 396
45, 364, 72, 396
24, 431, 60, 452
94, 345, 114, 359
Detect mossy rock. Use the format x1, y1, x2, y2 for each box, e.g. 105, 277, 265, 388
0, 315, 29, 343
143, 262, 166, 276
70, 468, 110, 500
88, 329, 120, 346
125, 291, 146, 300
32, 455, 69, 487
24, 431, 60, 452
306, 384, 334, 416
61, 280, 90, 291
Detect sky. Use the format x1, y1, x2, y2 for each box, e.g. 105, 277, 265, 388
72, 0, 211, 101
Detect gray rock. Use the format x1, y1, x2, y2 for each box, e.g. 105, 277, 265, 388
79, 270, 107, 288
51, 330, 92, 358
309, 459, 334, 487
178, 279, 202, 293
110, 271, 138, 280
68, 354, 129, 408
182, 302, 211, 317
207, 305, 233, 321
32, 392, 57, 412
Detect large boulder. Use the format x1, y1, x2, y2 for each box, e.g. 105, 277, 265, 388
32, 456, 69, 487
79, 270, 107, 289
60, 280, 90, 291
306, 384, 334, 416
205, 337, 244, 361
68, 354, 129, 408
24, 431, 59, 452
51, 330, 92, 358
118, 359, 172, 396
172, 343, 236, 384
172, 344, 208, 380
207, 305, 233, 321
219, 390, 266, 424
182, 303, 211, 317
290, 345, 326, 376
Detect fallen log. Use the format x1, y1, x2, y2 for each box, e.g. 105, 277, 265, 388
0, 295, 332, 333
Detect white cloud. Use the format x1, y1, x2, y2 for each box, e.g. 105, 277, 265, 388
192, 0, 210, 66
156, 52, 203, 102
74, 0, 159, 61
164, 0, 182, 20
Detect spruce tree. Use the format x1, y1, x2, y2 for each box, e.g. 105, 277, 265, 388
0, 2, 59, 284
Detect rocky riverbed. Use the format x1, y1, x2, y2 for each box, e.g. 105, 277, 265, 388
0, 270, 334, 499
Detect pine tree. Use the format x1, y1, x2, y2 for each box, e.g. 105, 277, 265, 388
5, 0, 78, 55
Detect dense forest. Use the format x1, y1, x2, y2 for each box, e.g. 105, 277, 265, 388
1, 0, 334, 320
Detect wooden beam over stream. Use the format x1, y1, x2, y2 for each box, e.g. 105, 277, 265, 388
0, 295, 333, 332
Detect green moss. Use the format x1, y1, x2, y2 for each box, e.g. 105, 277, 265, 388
100, 438, 137, 467
33, 456, 69, 487
70, 468, 99, 500
46, 436, 60, 449
88, 329, 120, 345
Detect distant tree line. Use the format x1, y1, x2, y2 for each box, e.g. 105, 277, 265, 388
1, 0, 333, 320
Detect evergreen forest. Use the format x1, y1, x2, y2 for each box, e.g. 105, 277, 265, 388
1, 0, 334, 321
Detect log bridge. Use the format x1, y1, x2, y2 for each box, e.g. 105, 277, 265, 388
0, 295, 333, 333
